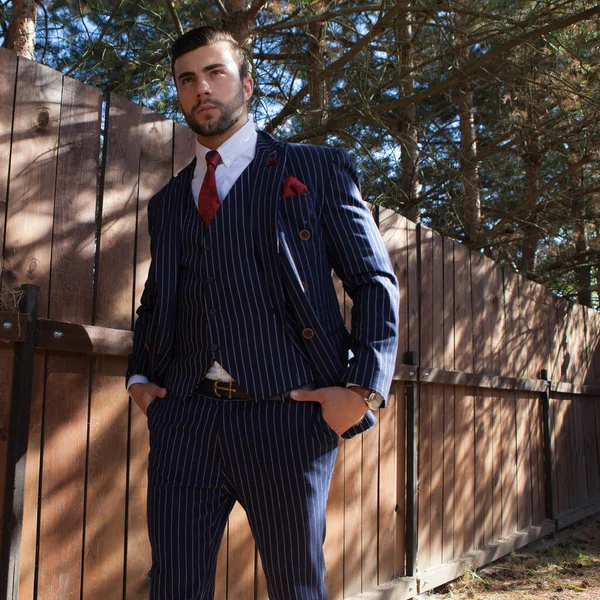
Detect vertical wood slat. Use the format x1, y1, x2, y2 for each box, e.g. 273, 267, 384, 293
0, 48, 18, 560
429, 384, 443, 568
417, 383, 431, 571
324, 440, 344, 600
0, 47, 17, 270
454, 387, 475, 557
362, 422, 379, 591
377, 209, 406, 581
94, 92, 144, 600
500, 390, 517, 538
377, 383, 400, 581
37, 74, 101, 600
344, 435, 362, 595
3, 57, 62, 600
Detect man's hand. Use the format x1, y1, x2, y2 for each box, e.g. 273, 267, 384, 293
129, 382, 167, 416
290, 386, 369, 435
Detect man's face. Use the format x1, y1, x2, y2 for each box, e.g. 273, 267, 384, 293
174, 41, 253, 146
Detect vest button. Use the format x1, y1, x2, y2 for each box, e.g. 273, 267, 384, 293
302, 328, 315, 339
299, 229, 311, 241
209, 307, 218, 315
206, 276, 215, 283
204, 242, 212, 251
211, 344, 219, 352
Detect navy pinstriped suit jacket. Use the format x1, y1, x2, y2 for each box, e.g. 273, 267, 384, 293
127, 131, 399, 438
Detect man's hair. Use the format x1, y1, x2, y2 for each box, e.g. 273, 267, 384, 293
171, 26, 251, 81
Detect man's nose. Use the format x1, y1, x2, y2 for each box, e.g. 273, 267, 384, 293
196, 79, 211, 96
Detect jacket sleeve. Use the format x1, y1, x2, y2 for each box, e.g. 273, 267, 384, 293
321, 149, 399, 403
125, 194, 159, 385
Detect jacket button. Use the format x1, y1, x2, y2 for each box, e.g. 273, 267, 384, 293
302, 328, 315, 339
299, 229, 311, 241
144, 343, 151, 352
301, 281, 308, 292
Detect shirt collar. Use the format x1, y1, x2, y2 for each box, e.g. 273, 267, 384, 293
195, 118, 257, 169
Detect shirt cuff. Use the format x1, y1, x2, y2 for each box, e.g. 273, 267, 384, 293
127, 375, 149, 395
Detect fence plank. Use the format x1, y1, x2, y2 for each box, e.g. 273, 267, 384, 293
491, 389, 502, 542
344, 434, 362, 595
420, 227, 433, 369
516, 394, 533, 531
378, 382, 400, 581
362, 421, 379, 591
454, 244, 473, 374
417, 383, 432, 570
173, 122, 196, 176
17, 353, 45, 600
95, 93, 142, 330
0, 48, 17, 273
3, 59, 62, 318
83, 356, 129, 599
4, 57, 61, 600
474, 389, 492, 549
0, 345, 14, 556
429, 384, 444, 568
500, 390, 517, 538
324, 442, 344, 599
454, 386, 475, 557
37, 354, 89, 599
471, 253, 486, 375
442, 385, 455, 563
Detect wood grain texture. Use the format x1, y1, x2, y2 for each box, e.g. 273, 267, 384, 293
83, 355, 129, 599
17, 353, 45, 600
344, 434, 362, 596
378, 383, 400, 582
3, 58, 62, 318
324, 441, 344, 599
36, 353, 89, 600
95, 93, 142, 330
0, 48, 17, 271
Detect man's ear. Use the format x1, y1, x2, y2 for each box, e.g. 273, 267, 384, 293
243, 77, 254, 102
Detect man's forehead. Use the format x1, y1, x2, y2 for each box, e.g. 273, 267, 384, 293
174, 41, 236, 75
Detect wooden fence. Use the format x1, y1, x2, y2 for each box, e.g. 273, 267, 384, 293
1, 48, 600, 600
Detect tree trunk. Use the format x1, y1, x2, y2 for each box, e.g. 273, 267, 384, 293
570, 167, 592, 306
306, 3, 327, 145
456, 38, 481, 243
396, 17, 419, 222
518, 132, 542, 275
4, 0, 37, 59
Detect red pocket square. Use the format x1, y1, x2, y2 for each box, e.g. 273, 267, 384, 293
281, 175, 308, 198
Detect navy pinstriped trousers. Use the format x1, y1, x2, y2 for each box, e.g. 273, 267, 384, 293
146, 393, 339, 600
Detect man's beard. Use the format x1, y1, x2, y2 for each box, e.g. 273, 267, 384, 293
183, 87, 245, 137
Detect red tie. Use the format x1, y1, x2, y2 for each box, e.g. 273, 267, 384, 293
198, 150, 222, 227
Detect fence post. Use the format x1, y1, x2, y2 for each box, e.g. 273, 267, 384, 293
1, 284, 39, 600
540, 368, 557, 522
405, 350, 418, 576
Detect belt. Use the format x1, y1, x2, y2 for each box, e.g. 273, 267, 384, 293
193, 379, 317, 401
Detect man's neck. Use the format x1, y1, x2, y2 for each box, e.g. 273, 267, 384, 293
196, 116, 249, 150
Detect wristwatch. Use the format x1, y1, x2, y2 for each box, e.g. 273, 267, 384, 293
364, 390, 385, 410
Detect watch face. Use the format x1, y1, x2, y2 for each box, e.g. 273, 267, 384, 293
367, 391, 384, 410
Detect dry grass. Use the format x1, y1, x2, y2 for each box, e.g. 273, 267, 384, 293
426, 515, 600, 599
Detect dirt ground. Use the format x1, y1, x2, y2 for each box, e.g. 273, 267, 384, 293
426, 515, 600, 599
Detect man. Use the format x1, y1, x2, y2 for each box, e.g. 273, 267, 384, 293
127, 26, 399, 600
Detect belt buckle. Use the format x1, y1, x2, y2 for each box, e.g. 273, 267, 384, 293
213, 380, 236, 399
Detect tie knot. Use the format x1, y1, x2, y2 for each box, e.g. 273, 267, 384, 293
205, 150, 222, 169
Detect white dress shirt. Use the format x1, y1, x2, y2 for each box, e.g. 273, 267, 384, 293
127, 119, 258, 392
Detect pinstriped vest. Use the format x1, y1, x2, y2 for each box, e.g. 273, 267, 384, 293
163, 158, 315, 400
